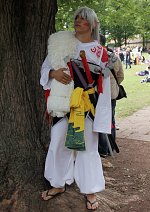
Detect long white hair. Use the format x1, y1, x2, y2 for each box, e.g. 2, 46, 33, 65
74, 6, 100, 41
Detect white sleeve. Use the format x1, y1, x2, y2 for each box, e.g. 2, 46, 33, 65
40, 56, 52, 90
93, 76, 111, 134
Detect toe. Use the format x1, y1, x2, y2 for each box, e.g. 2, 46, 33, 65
86, 194, 99, 210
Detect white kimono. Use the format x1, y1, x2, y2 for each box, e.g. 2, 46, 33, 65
40, 31, 111, 194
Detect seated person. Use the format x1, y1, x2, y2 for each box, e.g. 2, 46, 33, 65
136, 66, 150, 76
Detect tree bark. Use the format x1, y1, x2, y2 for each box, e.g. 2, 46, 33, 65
0, 0, 57, 200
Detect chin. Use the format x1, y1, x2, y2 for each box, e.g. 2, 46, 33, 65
75, 29, 83, 33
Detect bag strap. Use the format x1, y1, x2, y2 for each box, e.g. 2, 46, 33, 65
110, 69, 119, 85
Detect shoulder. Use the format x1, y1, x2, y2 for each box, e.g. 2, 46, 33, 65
48, 31, 75, 43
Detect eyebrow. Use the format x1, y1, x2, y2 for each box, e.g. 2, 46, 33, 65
75, 14, 88, 21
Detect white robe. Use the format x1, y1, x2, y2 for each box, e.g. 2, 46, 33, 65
40, 31, 111, 193
44, 117, 105, 193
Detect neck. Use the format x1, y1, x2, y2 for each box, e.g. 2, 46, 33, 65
75, 32, 94, 43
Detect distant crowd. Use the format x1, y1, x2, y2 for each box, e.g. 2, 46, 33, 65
112, 46, 150, 68
112, 46, 150, 83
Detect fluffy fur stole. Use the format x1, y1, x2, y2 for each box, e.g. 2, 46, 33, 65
47, 31, 77, 117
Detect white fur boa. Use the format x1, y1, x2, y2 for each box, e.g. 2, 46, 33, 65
47, 31, 77, 117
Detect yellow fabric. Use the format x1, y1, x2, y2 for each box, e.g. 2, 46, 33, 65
69, 87, 95, 132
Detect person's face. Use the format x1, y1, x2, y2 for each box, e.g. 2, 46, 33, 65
74, 15, 91, 34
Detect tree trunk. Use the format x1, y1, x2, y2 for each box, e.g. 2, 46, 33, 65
0, 0, 57, 202
124, 30, 127, 46
142, 34, 145, 49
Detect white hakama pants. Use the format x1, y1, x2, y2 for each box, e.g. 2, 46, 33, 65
44, 116, 105, 194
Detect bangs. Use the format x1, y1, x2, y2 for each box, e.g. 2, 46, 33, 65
74, 9, 88, 20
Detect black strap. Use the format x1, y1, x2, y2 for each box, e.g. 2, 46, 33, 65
110, 69, 119, 85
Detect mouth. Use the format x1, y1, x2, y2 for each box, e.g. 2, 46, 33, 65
74, 23, 81, 27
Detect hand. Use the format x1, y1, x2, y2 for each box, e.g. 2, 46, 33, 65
50, 68, 72, 84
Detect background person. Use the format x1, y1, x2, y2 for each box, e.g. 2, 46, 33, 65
99, 34, 124, 156
125, 47, 131, 69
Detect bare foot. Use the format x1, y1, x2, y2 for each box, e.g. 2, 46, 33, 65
86, 194, 98, 210
41, 187, 66, 201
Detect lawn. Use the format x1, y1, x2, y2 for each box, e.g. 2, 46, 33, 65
116, 53, 150, 120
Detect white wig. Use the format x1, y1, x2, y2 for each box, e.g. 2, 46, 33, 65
74, 6, 100, 40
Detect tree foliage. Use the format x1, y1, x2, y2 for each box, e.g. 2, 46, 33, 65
135, 0, 150, 43
56, 0, 150, 47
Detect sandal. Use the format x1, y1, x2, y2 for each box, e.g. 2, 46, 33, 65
41, 186, 66, 201
85, 195, 99, 211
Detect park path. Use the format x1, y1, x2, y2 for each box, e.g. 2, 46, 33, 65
116, 106, 150, 142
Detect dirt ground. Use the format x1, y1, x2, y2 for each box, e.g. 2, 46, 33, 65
1, 107, 150, 212
98, 106, 150, 212
99, 137, 150, 212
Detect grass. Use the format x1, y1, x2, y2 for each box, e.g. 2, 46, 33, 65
116, 53, 150, 120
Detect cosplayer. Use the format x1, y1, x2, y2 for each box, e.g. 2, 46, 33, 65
40, 6, 111, 210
